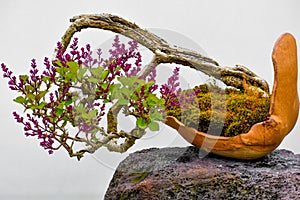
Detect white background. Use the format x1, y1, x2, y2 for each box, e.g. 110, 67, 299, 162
0, 0, 300, 199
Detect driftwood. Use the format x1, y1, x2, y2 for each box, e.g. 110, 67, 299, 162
58, 14, 273, 158
62, 14, 269, 92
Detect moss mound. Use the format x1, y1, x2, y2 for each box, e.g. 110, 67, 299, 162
166, 84, 271, 137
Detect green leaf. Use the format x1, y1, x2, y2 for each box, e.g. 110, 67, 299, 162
147, 94, 160, 106
77, 67, 88, 81
112, 92, 122, 99
57, 102, 64, 110
38, 90, 48, 100
158, 98, 165, 105
100, 83, 107, 90
30, 105, 38, 110
36, 102, 46, 109
100, 70, 109, 80
88, 77, 99, 83
118, 99, 129, 105
90, 67, 104, 78
56, 66, 66, 77
110, 84, 122, 99
136, 118, 147, 129
25, 85, 34, 92
55, 108, 64, 116
120, 87, 132, 98
54, 60, 64, 68
66, 72, 76, 81
13, 96, 26, 104
19, 75, 29, 83
72, 95, 79, 101
103, 99, 111, 103
67, 61, 79, 70
64, 98, 73, 106
143, 82, 155, 90
26, 93, 35, 100
65, 62, 79, 81
42, 76, 50, 82
148, 121, 160, 131
75, 104, 86, 114
118, 76, 140, 88
108, 84, 117, 92
87, 110, 98, 119
82, 110, 96, 121
150, 111, 163, 121
61, 120, 68, 128
118, 76, 130, 86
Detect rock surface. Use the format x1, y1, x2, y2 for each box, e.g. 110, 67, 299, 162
104, 147, 300, 199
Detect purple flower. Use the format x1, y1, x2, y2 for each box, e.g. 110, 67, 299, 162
1, 63, 8, 73
147, 66, 157, 82
13, 112, 24, 123
160, 67, 181, 108
70, 37, 79, 56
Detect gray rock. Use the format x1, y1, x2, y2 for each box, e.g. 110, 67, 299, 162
104, 146, 300, 200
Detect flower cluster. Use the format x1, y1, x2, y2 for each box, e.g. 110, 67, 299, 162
160, 67, 200, 112
109, 35, 142, 77
160, 67, 181, 108
2, 59, 62, 154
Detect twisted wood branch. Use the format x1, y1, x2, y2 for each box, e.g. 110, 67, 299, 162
62, 13, 269, 93
59, 13, 270, 158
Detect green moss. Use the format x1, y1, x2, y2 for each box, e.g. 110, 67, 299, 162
166, 84, 270, 137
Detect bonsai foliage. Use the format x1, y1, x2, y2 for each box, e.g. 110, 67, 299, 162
2, 36, 198, 159
2, 14, 272, 160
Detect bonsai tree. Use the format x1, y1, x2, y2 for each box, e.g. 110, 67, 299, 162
2, 14, 296, 160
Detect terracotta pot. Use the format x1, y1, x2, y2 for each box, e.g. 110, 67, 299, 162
165, 33, 299, 160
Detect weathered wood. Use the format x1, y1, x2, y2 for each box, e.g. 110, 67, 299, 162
61, 13, 269, 93
58, 13, 274, 158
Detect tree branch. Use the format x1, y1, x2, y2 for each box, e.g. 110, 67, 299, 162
58, 13, 270, 158
61, 13, 269, 93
